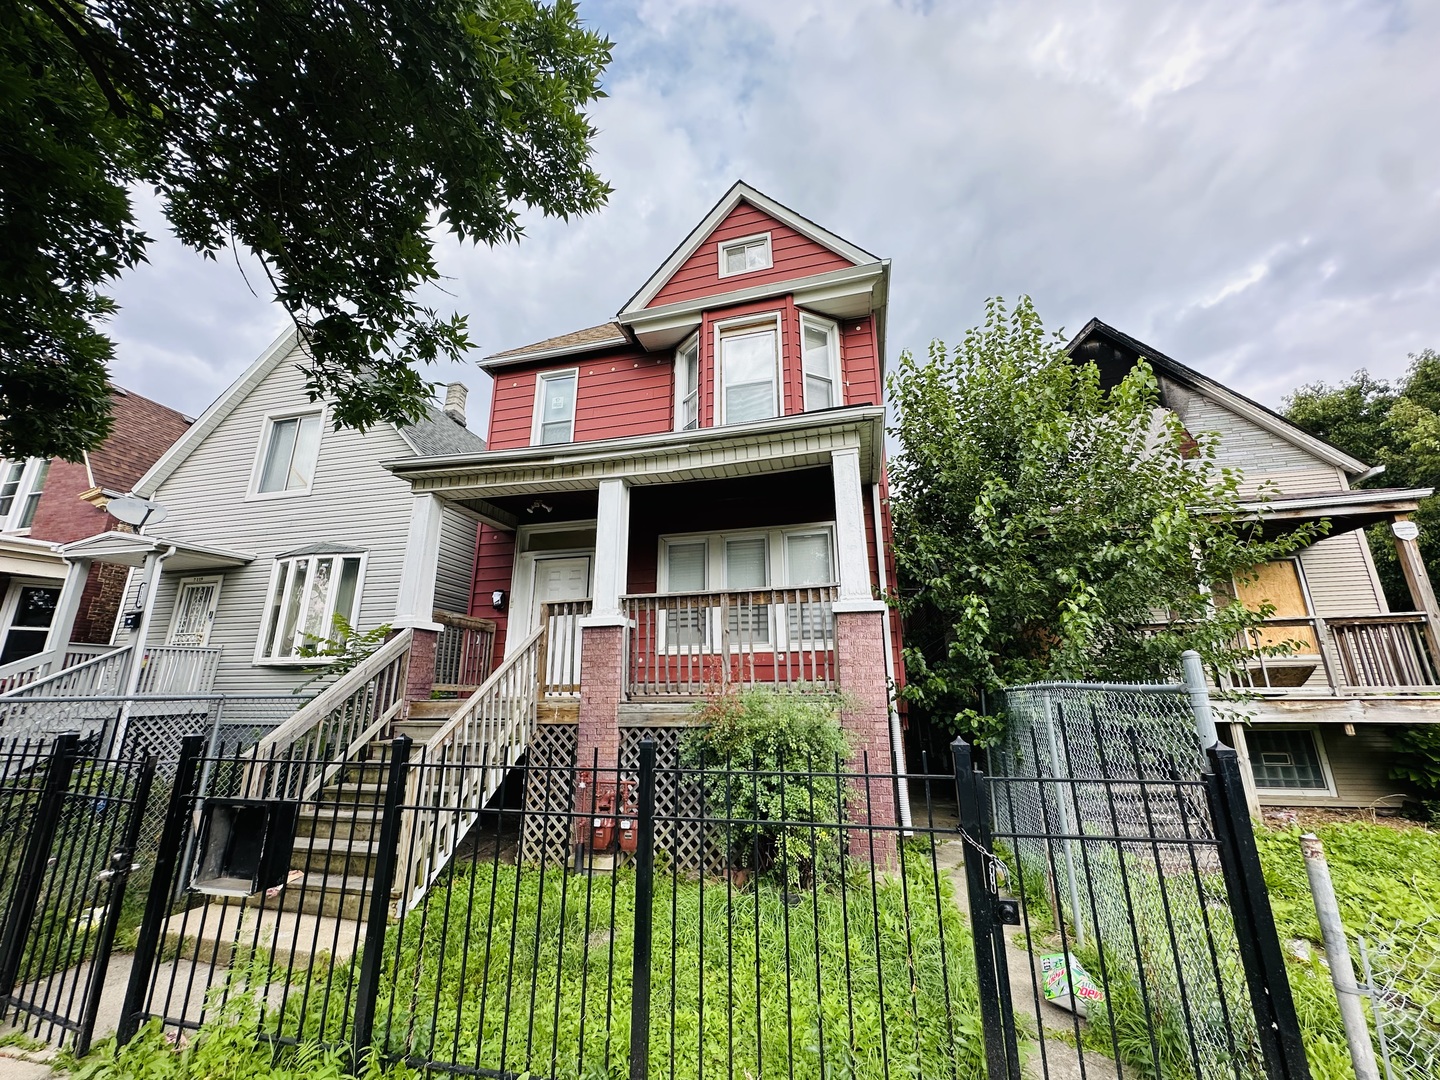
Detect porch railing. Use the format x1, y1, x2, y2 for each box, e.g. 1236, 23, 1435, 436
0, 645, 133, 703
1327, 613, 1440, 691
0, 643, 119, 694
433, 609, 497, 695
540, 600, 590, 695
621, 585, 840, 697
135, 646, 221, 695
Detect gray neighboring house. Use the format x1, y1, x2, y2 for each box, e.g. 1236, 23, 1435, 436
14, 328, 487, 705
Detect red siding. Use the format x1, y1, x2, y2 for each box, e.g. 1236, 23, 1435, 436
486, 348, 673, 450
470, 525, 517, 668
841, 318, 881, 407
649, 202, 852, 309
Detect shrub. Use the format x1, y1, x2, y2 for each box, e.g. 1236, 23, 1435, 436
680, 687, 851, 887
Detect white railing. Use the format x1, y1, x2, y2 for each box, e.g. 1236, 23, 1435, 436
0, 644, 133, 702
433, 609, 497, 694
245, 629, 412, 801
136, 646, 222, 695
0, 645, 135, 742
0, 643, 118, 695
539, 600, 590, 694
621, 585, 840, 697
396, 625, 544, 916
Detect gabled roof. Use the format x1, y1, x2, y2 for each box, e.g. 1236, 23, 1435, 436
1066, 319, 1372, 477
619, 180, 880, 315
484, 322, 629, 368
134, 326, 485, 496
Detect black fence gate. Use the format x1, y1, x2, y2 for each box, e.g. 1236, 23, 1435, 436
0, 733, 156, 1054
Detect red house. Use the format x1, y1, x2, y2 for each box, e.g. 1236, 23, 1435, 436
389, 182, 908, 834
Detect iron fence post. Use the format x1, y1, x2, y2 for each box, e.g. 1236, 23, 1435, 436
0, 732, 79, 998
77, 752, 157, 1056
952, 737, 1021, 1080
352, 735, 411, 1069
1205, 744, 1312, 1080
629, 738, 656, 1080
117, 733, 204, 1045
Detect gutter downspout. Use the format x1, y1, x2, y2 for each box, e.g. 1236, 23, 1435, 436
871, 482, 912, 830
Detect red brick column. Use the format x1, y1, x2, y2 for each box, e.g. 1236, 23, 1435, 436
576, 623, 624, 770
837, 609, 898, 866
405, 627, 439, 704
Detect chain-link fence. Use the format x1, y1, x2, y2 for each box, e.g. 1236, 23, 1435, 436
993, 680, 1266, 1079
1357, 914, 1440, 1080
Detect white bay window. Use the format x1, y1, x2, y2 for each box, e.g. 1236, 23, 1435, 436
718, 319, 780, 425
800, 314, 841, 411
256, 548, 365, 662
0, 458, 50, 531
675, 335, 700, 431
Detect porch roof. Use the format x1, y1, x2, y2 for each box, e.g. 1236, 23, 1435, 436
58, 531, 255, 571
0, 534, 65, 578
1238, 486, 1434, 534
383, 406, 885, 529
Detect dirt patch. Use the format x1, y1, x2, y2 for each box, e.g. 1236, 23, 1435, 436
1260, 805, 1431, 831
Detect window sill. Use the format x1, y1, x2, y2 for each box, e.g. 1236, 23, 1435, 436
252, 656, 335, 668
245, 488, 315, 503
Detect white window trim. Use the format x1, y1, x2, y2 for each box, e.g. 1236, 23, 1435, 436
1247, 725, 1338, 798
246, 407, 326, 501
253, 550, 368, 666
530, 367, 580, 447
0, 576, 62, 657
714, 313, 783, 427
716, 231, 773, 279
0, 458, 50, 534
165, 575, 223, 647
799, 311, 843, 412
656, 523, 837, 653
673, 332, 701, 433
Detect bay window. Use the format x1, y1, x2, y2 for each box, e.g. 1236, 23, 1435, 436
0, 458, 51, 531
800, 314, 841, 411
675, 335, 700, 431
718, 320, 780, 425
256, 549, 365, 662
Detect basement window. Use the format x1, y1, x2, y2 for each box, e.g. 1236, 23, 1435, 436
1248, 728, 1333, 794
718, 233, 773, 278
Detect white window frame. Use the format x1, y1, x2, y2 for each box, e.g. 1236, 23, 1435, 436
165, 575, 223, 647
714, 313, 783, 427
531, 367, 579, 447
717, 231, 773, 279
253, 551, 368, 665
0, 577, 62, 663
655, 523, 837, 652
673, 332, 700, 432
799, 312, 842, 412
247, 408, 325, 501
1246, 725, 1337, 798
0, 458, 51, 533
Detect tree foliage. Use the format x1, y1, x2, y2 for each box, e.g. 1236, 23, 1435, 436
888, 297, 1322, 742
0, 0, 612, 460
1284, 349, 1440, 610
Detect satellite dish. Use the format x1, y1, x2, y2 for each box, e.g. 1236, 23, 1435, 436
107, 495, 169, 529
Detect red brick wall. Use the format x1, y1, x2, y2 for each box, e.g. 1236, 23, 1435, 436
71, 562, 128, 645
26, 459, 110, 543
837, 609, 897, 863
576, 623, 624, 769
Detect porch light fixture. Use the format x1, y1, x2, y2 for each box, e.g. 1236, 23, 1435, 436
491, 590, 507, 612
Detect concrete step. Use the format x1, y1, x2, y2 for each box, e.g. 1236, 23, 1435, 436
290, 834, 381, 876
272, 871, 379, 920
391, 716, 446, 743
162, 902, 366, 968
297, 806, 383, 842
318, 781, 388, 807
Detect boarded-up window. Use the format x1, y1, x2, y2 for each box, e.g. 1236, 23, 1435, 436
1231, 561, 1319, 653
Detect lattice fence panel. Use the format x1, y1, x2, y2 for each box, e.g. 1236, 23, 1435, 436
620, 725, 727, 876
521, 722, 577, 864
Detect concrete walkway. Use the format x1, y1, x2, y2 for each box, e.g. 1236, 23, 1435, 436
934, 838, 1119, 1080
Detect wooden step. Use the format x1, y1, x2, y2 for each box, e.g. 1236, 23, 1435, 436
406, 699, 464, 720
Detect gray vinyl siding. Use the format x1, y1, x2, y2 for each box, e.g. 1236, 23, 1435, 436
1298, 533, 1385, 616
1160, 379, 1349, 495
1254, 725, 1410, 808
435, 505, 479, 615
132, 346, 432, 695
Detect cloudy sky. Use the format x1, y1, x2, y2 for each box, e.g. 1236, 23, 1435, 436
106, 0, 1440, 433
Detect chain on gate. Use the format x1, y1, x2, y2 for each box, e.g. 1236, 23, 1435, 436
0, 733, 157, 1055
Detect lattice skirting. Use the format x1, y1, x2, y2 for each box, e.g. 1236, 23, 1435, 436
519, 722, 725, 875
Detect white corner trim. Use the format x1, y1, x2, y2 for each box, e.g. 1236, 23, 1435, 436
831, 447, 871, 603
394, 493, 444, 626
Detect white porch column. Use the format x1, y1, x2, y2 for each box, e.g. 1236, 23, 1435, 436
831, 448, 884, 611
119, 548, 170, 697
43, 557, 93, 656
586, 478, 631, 624
393, 493, 444, 631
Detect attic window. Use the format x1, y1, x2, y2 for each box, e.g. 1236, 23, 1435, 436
253, 411, 322, 496
718, 233, 773, 278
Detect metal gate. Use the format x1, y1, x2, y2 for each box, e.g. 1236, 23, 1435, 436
0, 733, 156, 1054
956, 728, 1311, 1080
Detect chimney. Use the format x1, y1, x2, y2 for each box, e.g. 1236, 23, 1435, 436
443, 382, 468, 426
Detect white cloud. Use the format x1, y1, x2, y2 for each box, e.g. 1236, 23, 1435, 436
102, 0, 1440, 426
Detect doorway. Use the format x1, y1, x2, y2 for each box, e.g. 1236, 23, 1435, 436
532, 554, 591, 691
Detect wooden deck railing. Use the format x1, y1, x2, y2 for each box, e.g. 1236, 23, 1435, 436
1327, 613, 1440, 690
621, 585, 840, 697
136, 646, 221, 695
433, 609, 497, 695
539, 600, 590, 695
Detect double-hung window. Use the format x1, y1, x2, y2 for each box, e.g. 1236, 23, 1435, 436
800, 315, 841, 411
254, 411, 322, 495
533, 369, 578, 446
718, 320, 780, 425
725, 536, 770, 645
784, 530, 835, 643
718, 233, 773, 278
0, 458, 50, 531
662, 539, 708, 647
256, 548, 365, 662
675, 335, 700, 431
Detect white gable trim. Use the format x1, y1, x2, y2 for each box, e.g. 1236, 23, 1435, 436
619, 181, 880, 316
133, 325, 300, 497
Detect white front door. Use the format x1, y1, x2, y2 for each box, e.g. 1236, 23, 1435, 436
167, 576, 222, 647
532, 555, 591, 691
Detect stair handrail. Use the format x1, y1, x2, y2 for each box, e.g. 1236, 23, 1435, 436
0, 643, 133, 702
395, 623, 545, 915
245, 627, 412, 800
